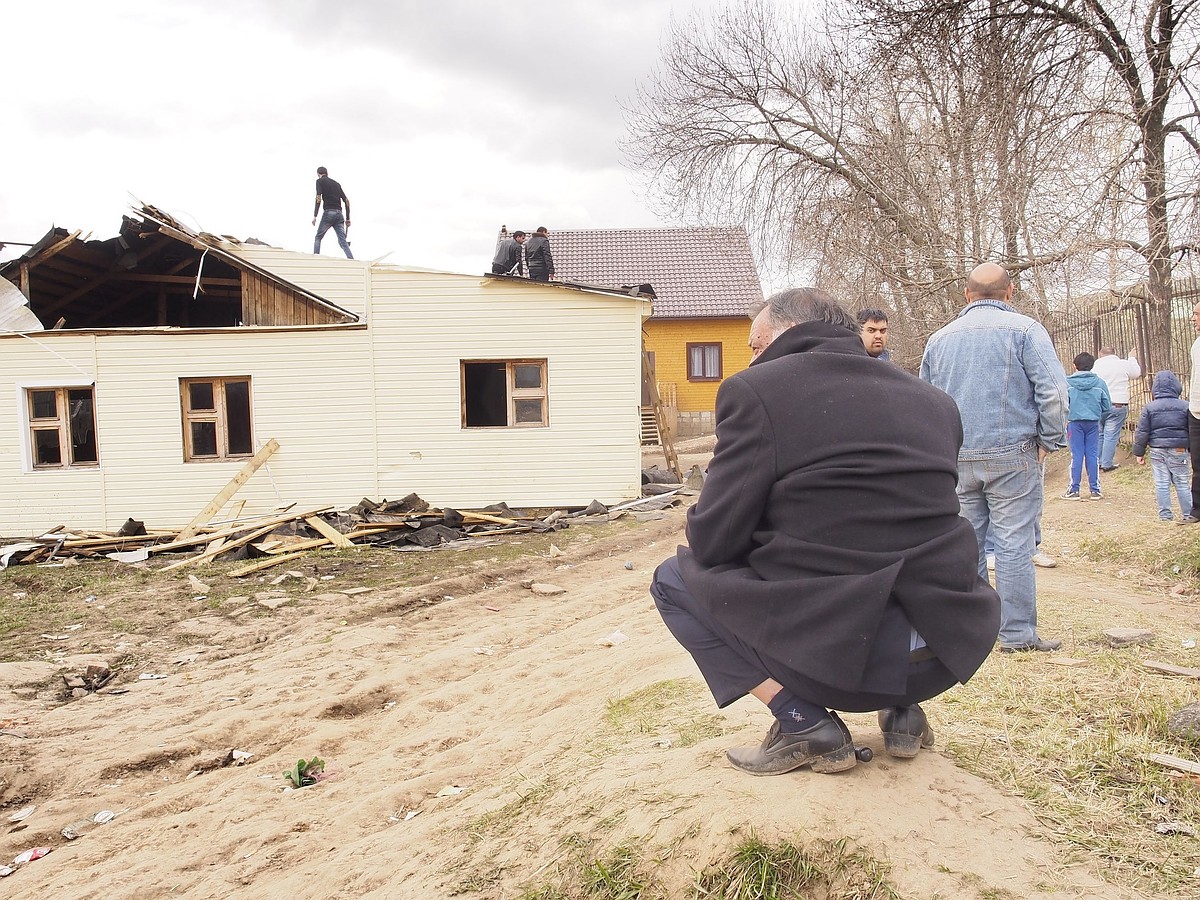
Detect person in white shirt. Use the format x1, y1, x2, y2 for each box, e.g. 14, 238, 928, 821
1188, 304, 1200, 521
1093, 346, 1142, 471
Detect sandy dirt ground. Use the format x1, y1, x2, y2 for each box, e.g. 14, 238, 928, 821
0, 441, 1183, 898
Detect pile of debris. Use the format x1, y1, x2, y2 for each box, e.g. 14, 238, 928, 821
0, 486, 688, 575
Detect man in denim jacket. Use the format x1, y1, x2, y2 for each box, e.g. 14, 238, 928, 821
920, 263, 1069, 652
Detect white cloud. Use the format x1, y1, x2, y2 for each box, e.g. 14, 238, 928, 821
0, 0, 753, 279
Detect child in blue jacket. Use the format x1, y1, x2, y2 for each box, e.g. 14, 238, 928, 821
1063, 352, 1112, 500
1132, 370, 1192, 522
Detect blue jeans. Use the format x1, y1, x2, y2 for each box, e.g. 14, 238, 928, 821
1150, 448, 1191, 520
1067, 420, 1101, 493
984, 518, 1041, 555
957, 444, 1041, 648
1099, 405, 1128, 469
314, 209, 353, 258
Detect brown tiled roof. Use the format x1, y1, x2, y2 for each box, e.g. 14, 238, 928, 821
520, 226, 762, 319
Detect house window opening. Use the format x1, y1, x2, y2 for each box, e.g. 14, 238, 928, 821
462, 360, 548, 428
28, 387, 99, 468
687, 343, 723, 381
181, 377, 254, 460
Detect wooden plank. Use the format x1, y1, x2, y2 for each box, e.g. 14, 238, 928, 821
305, 516, 354, 549
265, 537, 334, 554
228, 551, 308, 578
149, 506, 330, 554
158, 521, 282, 572
1145, 753, 1200, 776
1144, 660, 1200, 679
175, 439, 281, 541
461, 511, 523, 526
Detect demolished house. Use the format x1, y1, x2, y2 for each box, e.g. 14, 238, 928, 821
0, 206, 652, 536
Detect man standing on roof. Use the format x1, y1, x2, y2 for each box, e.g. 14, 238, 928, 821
492, 230, 526, 275
525, 227, 555, 282
312, 166, 353, 259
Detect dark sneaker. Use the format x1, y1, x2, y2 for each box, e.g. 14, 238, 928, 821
726, 714, 857, 776
999, 638, 1062, 653
1100, 465, 1119, 472
877, 704, 935, 758
1090, 491, 1103, 500
1060, 490, 1080, 500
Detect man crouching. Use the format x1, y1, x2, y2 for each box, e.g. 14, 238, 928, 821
651, 288, 1000, 775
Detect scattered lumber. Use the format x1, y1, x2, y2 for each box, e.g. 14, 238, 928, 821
175, 438, 281, 542
0, 488, 685, 571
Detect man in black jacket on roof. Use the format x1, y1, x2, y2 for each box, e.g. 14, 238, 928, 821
524, 226, 554, 282
650, 288, 1000, 776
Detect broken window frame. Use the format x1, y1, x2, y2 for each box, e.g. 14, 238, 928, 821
25, 385, 99, 470
179, 376, 254, 461
460, 359, 549, 429
686, 342, 723, 382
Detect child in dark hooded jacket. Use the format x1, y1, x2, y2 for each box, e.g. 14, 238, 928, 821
1132, 370, 1193, 522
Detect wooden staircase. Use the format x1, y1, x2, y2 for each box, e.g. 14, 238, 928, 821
642, 349, 681, 481
640, 407, 660, 445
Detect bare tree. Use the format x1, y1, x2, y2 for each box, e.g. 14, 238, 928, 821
624, 0, 1104, 342
863, 0, 1200, 354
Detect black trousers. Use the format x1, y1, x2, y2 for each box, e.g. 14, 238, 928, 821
1189, 413, 1200, 516
650, 557, 957, 713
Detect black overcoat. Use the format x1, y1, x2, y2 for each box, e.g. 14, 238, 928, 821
677, 321, 1000, 697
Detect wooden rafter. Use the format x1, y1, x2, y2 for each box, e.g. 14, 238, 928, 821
36, 233, 173, 319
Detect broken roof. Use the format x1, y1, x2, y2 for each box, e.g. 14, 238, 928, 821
537, 226, 762, 319
0, 205, 357, 331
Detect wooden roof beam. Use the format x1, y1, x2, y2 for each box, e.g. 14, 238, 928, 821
36, 233, 175, 319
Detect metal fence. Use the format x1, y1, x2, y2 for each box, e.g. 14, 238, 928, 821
1046, 279, 1200, 438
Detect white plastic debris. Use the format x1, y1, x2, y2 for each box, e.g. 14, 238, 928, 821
595, 630, 629, 648
435, 785, 465, 797
8, 806, 34, 823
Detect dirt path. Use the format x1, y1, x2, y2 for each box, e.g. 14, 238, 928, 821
3, 479, 1167, 899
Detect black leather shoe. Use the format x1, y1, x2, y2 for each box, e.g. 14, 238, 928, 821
877, 704, 935, 758
725, 713, 857, 776
999, 638, 1062, 653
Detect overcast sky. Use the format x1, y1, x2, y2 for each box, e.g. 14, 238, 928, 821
1, 0, 755, 279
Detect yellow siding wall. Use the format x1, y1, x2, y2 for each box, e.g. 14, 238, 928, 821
0, 263, 651, 534
643, 317, 751, 412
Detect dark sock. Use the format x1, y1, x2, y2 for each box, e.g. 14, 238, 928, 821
767, 690, 829, 734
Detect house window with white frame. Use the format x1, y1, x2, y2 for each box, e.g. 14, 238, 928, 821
686, 342, 723, 381
27, 386, 99, 469
461, 360, 548, 428
180, 377, 254, 461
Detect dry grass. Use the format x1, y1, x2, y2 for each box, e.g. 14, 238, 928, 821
512, 834, 901, 900
930, 588, 1200, 896
603, 678, 727, 748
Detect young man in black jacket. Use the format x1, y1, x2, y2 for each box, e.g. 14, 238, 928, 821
524, 227, 554, 282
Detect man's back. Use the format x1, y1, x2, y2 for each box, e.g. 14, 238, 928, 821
920, 300, 1067, 457
316, 175, 346, 211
